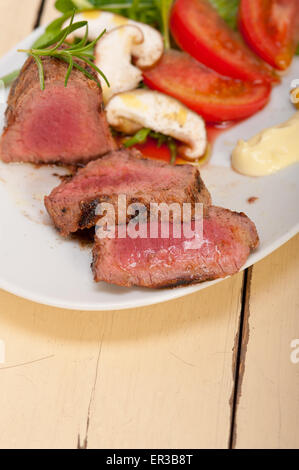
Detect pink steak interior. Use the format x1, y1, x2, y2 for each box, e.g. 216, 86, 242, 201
3, 83, 113, 163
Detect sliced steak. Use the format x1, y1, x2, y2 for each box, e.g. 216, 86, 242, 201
0, 55, 116, 164
92, 206, 259, 288
45, 149, 211, 236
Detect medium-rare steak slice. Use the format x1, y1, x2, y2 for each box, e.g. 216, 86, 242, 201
92, 206, 259, 288
44, 149, 211, 236
0, 55, 116, 164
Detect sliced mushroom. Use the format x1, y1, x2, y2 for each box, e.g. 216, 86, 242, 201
67, 10, 164, 67
106, 90, 207, 160
95, 25, 144, 103
291, 87, 299, 109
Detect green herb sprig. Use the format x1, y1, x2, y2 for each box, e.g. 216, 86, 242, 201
18, 11, 109, 90
123, 127, 178, 164
209, 0, 240, 30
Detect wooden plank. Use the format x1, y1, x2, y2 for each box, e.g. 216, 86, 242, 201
0, 0, 244, 449
0, 292, 111, 448
0, 274, 244, 449
234, 234, 299, 449
83, 275, 243, 449
40, 0, 59, 25
0, 0, 41, 56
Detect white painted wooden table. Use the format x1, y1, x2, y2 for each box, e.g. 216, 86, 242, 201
0, 0, 298, 449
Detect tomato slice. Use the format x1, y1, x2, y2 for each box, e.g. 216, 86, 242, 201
142, 50, 271, 123
170, 0, 278, 83
133, 137, 211, 166
134, 137, 174, 163
239, 0, 299, 70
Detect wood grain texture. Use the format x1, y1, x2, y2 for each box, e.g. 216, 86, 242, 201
0, 0, 41, 57
0, 274, 243, 449
234, 234, 299, 449
0, 291, 106, 449
40, 0, 58, 25
81, 276, 243, 449
0, 0, 298, 450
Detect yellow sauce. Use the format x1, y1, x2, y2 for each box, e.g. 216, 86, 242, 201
112, 14, 129, 27
82, 10, 102, 20
176, 143, 211, 167
82, 10, 128, 25
232, 112, 299, 176
164, 108, 188, 127
120, 93, 149, 112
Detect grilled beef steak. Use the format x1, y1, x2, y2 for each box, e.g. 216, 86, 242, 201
0, 56, 116, 164
45, 149, 211, 236
92, 206, 259, 288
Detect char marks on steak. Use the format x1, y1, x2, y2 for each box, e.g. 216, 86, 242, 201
0, 55, 116, 164
92, 206, 259, 288
44, 149, 211, 236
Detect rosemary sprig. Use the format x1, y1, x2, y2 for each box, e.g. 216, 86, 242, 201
17, 11, 109, 91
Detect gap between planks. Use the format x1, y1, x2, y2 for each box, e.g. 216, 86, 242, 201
229, 267, 252, 448
34, 0, 46, 29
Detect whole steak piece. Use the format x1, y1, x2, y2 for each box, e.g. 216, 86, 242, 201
44, 149, 211, 236
0, 56, 116, 164
92, 206, 259, 288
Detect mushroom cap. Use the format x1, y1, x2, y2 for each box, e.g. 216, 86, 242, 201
95, 25, 144, 103
106, 89, 207, 160
66, 11, 164, 67
291, 87, 299, 109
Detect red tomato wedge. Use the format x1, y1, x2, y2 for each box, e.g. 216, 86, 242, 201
170, 0, 278, 83
239, 0, 299, 70
133, 138, 211, 166
134, 138, 176, 163
142, 50, 272, 123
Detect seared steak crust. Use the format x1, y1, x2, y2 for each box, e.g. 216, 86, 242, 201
92, 206, 259, 288
45, 149, 211, 236
0, 55, 116, 164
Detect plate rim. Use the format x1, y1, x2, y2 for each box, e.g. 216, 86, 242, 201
0, 28, 298, 311
0, 225, 298, 311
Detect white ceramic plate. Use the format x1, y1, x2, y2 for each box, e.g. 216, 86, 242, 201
0, 27, 298, 311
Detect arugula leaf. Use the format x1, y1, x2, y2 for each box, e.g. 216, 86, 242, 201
51, 1, 173, 46
55, 0, 75, 12
0, 69, 20, 87
209, 1, 298, 51
158, 0, 173, 49
123, 128, 151, 147
208, 0, 240, 30
55, 0, 91, 12
167, 138, 177, 164
32, 11, 73, 48
72, 0, 95, 8
60, 0, 152, 15
33, 20, 89, 50
124, 127, 178, 164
